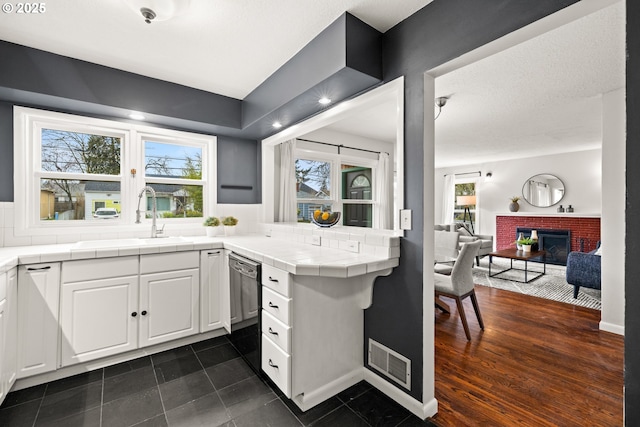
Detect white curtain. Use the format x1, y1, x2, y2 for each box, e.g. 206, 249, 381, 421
277, 139, 297, 222
374, 152, 391, 229
441, 174, 455, 224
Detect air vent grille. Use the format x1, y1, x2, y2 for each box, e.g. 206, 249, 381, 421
368, 339, 410, 389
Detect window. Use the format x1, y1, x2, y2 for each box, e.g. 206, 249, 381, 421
454, 181, 477, 231
14, 107, 216, 233
342, 164, 373, 228
296, 158, 333, 222
294, 150, 377, 228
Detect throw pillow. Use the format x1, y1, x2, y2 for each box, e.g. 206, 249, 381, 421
456, 226, 473, 236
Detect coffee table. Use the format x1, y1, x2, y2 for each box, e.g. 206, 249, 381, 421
488, 248, 546, 283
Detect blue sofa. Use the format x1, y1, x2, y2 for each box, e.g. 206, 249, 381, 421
565, 242, 601, 298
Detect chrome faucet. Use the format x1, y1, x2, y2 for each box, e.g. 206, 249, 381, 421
136, 186, 164, 238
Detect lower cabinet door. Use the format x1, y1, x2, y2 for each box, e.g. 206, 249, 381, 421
1, 269, 18, 403
0, 298, 7, 403
139, 269, 199, 347
60, 276, 139, 366
262, 334, 291, 398
17, 264, 60, 378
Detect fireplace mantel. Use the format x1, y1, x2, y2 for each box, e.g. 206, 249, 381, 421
496, 212, 601, 218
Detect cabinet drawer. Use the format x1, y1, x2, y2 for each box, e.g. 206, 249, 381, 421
262, 334, 291, 398
262, 286, 291, 325
261, 264, 291, 297
262, 310, 291, 353
140, 251, 199, 274
63, 257, 138, 283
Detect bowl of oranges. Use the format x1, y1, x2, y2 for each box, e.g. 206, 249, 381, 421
311, 210, 341, 228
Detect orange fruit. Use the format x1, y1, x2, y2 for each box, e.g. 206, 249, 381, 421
321, 212, 330, 220
314, 210, 322, 219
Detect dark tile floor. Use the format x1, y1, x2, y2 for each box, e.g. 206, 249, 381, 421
0, 335, 436, 426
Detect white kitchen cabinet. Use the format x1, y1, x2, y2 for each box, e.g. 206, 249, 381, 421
139, 252, 200, 347
0, 298, 6, 403
261, 264, 383, 412
0, 268, 18, 404
60, 257, 138, 366
261, 264, 293, 398
17, 263, 60, 379
60, 253, 200, 365
200, 250, 230, 334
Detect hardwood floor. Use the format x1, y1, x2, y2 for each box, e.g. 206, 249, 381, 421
432, 285, 623, 427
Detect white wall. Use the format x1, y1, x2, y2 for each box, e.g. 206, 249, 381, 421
600, 88, 625, 334
434, 149, 602, 237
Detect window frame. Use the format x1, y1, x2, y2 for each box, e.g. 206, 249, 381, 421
294, 147, 378, 226
453, 178, 478, 229
14, 106, 216, 236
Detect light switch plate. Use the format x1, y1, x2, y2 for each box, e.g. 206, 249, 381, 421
311, 235, 321, 246
400, 209, 412, 230
346, 240, 359, 253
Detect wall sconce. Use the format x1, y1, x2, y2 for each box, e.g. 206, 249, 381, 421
434, 96, 449, 120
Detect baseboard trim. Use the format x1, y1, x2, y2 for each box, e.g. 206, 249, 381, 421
12, 328, 227, 391
364, 369, 438, 420
600, 320, 624, 335
293, 368, 364, 412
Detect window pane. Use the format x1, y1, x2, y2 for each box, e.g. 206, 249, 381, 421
454, 182, 476, 227
297, 203, 331, 223
142, 183, 203, 218
41, 129, 121, 175
145, 141, 202, 179
341, 165, 372, 200
343, 204, 372, 228
295, 159, 331, 199
40, 179, 121, 221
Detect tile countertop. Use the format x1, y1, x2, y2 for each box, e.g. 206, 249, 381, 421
0, 234, 399, 278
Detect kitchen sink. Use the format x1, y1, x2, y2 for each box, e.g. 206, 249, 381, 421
74, 236, 192, 248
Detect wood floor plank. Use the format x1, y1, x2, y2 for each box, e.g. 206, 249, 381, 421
432, 285, 623, 427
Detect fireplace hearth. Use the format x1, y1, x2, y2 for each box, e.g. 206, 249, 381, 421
516, 227, 571, 266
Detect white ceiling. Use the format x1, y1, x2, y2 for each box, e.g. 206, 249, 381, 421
0, 0, 433, 99
433, 1, 625, 168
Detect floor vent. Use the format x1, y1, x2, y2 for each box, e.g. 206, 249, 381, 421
368, 339, 411, 389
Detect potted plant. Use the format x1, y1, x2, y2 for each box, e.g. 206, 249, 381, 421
509, 196, 521, 212
516, 236, 534, 252
203, 216, 220, 237
222, 216, 238, 235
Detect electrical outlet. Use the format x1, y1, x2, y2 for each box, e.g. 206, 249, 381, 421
400, 209, 412, 230
346, 240, 359, 253
311, 235, 321, 246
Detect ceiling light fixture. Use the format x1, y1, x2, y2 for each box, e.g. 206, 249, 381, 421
318, 97, 331, 105
272, 122, 283, 129
434, 96, 449, 120
122, 0, 191, 24
129, 111, 145, 120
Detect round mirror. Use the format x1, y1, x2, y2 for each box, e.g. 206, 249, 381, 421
522, 174, 565, 207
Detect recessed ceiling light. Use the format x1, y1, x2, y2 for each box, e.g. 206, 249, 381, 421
318, 97, 331, 105
272, 121, 282, 129
129, 112, 145, 120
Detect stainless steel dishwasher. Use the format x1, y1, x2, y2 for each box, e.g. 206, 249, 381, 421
228, 252, 261, 374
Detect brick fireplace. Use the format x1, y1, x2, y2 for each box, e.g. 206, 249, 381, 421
496, 215, 601, 254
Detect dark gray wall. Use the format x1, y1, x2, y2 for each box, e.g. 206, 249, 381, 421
0, 102, 13, 201
626, 1, 639, 423
217, 136, 261, 204
367, 0, 581, 401
0, 41, 242, 128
